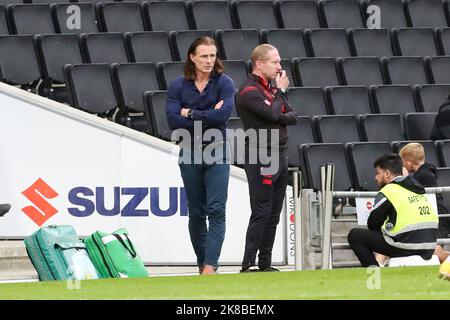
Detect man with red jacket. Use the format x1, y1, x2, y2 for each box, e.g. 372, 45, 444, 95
236, 44, 297, 272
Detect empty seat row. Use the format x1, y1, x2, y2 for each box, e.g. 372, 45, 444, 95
287, 85, 450, 116
2, 0, 450, 31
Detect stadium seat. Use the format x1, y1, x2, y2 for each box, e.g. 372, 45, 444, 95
326, 86, 373, 115
320, 0, 364, 29
371, 85, 418, 114
232, 0, 279, 30
363, 0, 409, 29
302, 143, 353, 191
227, 117, 245, 166
8, 4, 55, 35
0, 35, 41, 89
82, 33, 130, 64
277, 0, 322, 29
286, 87, 329, 116
261, 29, 308, 60
307, 28, 352, 58
36, 33, 84, 103
415, 84, 450, 113
170, 30, 213, 61
216, 29, 260, 60
347, 142, 392, 191
287, 116, 317, 169
295, 57, 341, 87
126, 31, 173, 63
437, 27, 450, 55
404, 112, 437, 140
113, 62, 160, 133
143, 90, 172, 141
392, 140, 440, 167
98, 2, 146, 33
359, 113, 405, 142
436, 167, 450, 212
221, 60, 248, 89
0, 6, 9, 35
52, 3, 99, 34
438, 140, 450, 167
406, 0, 449, 28
64, 63, 119, 117
349, 28, 393, 57
339, 57, 385, 86
393, 28, 439, 57
144, 1, 192, 32
428, 56, 450, 84
31, 0, 73, 3
189, 0, 233, 30
315, 115, 361, 143
156, 61, 184, 90
383, 56, 429, 85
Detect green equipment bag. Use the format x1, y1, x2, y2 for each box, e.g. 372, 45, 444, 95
24, 225, 99, 281
84, 228, 149, 278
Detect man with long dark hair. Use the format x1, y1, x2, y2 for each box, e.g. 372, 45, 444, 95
166, 37, 235, 275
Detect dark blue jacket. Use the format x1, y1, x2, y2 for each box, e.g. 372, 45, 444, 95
166, 72, 235, 140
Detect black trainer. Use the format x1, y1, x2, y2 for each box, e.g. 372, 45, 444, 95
240, 266, 260, 273
259, 266, 280, 272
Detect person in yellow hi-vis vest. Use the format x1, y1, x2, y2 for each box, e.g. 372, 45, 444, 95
348, 153, 439, 267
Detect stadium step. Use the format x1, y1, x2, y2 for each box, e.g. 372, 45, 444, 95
0, 240, 33, 271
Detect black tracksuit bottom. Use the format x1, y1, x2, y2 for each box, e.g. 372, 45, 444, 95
242, 148, 288, 269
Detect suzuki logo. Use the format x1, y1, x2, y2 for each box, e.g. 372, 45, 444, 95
21, 178, 59, 226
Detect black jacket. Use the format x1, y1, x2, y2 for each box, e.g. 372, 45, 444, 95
414, 162, 448, 215
236, 74, 297, 150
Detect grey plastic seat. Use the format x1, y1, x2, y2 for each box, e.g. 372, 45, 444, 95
127, 31, 173, 63
286, 87, 329, 116
221, 60, 248, 89
287, 116, 316, 169
82, 33, 130, 64
436, 167, 450, 211
157, 61, 184, 90
9, 4, 55, 35
349, 28, 393, 57
348, 142, 392, 191
404, 112, 437, 140
0, 35, 41, 89
113, 62, 159, 133
0, 6, 9, 35
189, 0, 233, 30
416, 84, 450, 112
363, 0, 409, 29
52, 3, 99, 34
308, 28, 351, 58
406, 0, 449, 28
326, 86, 373, 115
315, 115, 361, 143
65, 63, 118, 116
144, 1, 191, 32
428, 56, 450, 84
340, 57, 385, 86
302, 143, 353, 191
99, 2, 146, 33
295, 57, 341, 87
278, 0, 321, 29
143, 90, 172, 140
438, 140, 450, 166
393, 28, 439, 57
320, 0, 364, 29
384, 56, 429, 85
359, 113, 405, 141
372, 85, 417, 115
438, 28, 450, 55
262, 29, 308, 60
216, 29, 260, 60
233, 0, 279, 30
170, 30, 213, 61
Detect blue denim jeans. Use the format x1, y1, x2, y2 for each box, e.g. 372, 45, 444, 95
179, 148, 230, 268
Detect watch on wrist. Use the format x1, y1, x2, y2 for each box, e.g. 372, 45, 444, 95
187, 109, 193, 120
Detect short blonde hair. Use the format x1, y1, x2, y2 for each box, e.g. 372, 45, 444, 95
399, 143, 425, 165
251, 44, 277, 65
